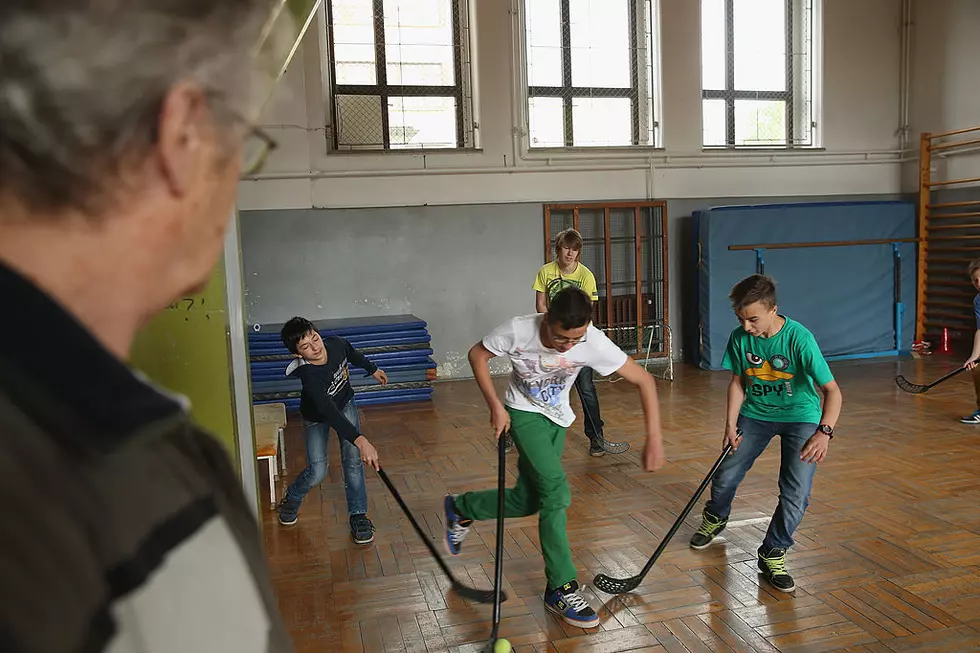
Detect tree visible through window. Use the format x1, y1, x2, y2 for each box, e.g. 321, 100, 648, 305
701, 0, 816, 147
524, 0, 661, 148
326, 0, 474, 150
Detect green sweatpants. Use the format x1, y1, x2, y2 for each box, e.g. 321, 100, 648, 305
454, 407, 575, 590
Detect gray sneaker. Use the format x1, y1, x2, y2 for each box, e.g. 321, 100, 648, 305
589, 437, 629, 457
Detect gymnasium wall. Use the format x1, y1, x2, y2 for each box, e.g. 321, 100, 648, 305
236, 0, 929, 379
241, 192, 905, 379
237, 0, 906, 212
905, 0, 980, 190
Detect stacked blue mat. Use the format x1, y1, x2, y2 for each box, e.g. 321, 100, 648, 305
249, 314, 436, 411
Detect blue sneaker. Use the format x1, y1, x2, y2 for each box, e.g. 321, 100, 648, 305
278, 497, 301, 526
544, 580, 599, 628
444, 494, 471, 555
960, 410, 980, 424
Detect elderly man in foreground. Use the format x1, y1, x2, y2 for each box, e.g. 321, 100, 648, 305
0, 1, 293, 651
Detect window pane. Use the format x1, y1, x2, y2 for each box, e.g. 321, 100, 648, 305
331, 0, 377, 85
702, 98, 726, 146
569, 0, 631, 88
700, 0, 725, 90
526, 0, 562, 86
336, 95, 384, 149
734, 0, 786, 91
389, 96, 458, 149
572, 97, 631, 146
384, 0, 455, 86
735, 99, 786, 145
528, 97, 565, 147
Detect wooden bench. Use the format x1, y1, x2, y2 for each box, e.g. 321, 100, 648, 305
255, 421, 282, 508
254, 402, 288, 474
254, 403, 288, 509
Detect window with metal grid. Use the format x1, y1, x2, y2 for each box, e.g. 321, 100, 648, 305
523, 0, 662, 148
701, 0, 817, 148
325, 0, 475, 151
543, 202, 669, 358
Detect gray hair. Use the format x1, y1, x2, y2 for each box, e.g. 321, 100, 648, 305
0, 0, 278, 217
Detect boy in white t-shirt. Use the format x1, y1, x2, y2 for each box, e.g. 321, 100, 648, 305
443, 287, 667, 628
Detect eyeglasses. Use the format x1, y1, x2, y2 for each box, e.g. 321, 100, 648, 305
552, 334, 587, 345
242, 126, 277, 175
547, 322, 588, 346
204, 90, 278, 175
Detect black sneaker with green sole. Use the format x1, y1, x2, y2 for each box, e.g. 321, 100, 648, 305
758, 546, 796, 592
689, 509, 727, 549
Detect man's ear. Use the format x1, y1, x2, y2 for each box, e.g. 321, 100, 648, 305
156, 82, 207, 198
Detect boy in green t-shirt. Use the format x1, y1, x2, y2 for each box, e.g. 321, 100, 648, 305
689, 274, 843, 593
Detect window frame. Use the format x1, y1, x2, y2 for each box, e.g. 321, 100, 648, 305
700, 0, 817, 149
522, 0, 663, 150
323, 0, 473, 151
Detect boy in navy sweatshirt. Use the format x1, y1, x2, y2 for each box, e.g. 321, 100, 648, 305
277, 317, 387, 544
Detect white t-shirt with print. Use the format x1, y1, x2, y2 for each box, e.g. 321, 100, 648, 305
482, 314, 629, 427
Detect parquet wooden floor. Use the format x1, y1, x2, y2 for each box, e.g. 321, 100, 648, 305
260, 357, 980, 653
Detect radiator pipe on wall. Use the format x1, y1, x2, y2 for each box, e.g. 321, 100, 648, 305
508, 0, 523, 168
243, 152, 914, 182
898, 0, 913, 152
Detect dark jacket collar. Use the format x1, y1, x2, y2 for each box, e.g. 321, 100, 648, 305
0, 261, 183, 452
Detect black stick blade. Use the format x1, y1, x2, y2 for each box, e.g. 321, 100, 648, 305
593, 572, 643, 595
895, 375, 928, 394
454, 583, 505, 604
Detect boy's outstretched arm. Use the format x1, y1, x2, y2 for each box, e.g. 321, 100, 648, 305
800, 380, 842, 464
966, 329, 980, 369
292, 365, 380, 469
535, 291, 548, 313
725, 374, 746, 451
345, 338, 388, 385
468, 342, 511, 439
611, 358, 665, 472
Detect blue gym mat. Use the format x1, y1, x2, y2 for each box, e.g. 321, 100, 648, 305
249, 314, 436, 409
253, 386, 434, 411
248, 328, 430, 345
249, 314, 426, 337
250, 361, 435, 383
248, 334, 431, 357
249, 350, 435, 372
251, 369, 434, 393
693, 201, 917, 370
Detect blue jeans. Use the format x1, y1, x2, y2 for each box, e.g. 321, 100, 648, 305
574, 367, 603, 442
705, 415, 818, 551
284, 401, 368, 515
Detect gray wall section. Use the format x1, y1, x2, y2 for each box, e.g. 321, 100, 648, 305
240, 204, 541, 378
240, 193, 906, 379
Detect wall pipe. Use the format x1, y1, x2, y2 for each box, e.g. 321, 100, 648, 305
244, 153, 914, 182
898, 0, 913, 151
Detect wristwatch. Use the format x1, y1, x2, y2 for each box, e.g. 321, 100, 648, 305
817, 424, 834, 438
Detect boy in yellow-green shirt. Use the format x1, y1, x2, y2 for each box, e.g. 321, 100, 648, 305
531, 229, 629, 457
